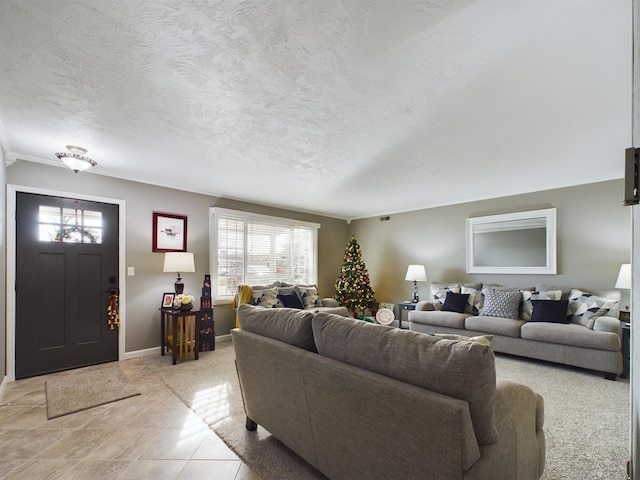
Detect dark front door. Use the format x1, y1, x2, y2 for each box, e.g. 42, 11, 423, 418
15, 192, 119, 379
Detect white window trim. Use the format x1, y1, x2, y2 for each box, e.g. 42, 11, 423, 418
209, 207, 320, 304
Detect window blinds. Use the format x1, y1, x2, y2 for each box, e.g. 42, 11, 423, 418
212, 209, 318, 298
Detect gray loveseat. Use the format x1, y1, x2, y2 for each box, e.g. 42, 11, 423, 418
409, 282, 623, 379
232, 304, 545, 480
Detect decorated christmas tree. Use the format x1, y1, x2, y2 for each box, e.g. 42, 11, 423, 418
334, 236, 378, 317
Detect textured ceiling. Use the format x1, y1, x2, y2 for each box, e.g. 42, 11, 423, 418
0, 0, 632, 219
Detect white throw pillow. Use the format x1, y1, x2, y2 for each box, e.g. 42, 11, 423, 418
567, 289, 618, 329
461, 286, 483, 314
298, 285, 321, 309
430, 282, 460, 308
251, 287, 278, 308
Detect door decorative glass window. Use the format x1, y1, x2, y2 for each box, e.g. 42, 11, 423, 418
38, 205, 103, 244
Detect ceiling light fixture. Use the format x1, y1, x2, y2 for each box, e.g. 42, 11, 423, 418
55, 145, 97, 173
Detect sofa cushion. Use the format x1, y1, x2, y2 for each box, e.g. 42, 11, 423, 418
237, 304, 317, 351
465, 315, 525, 337
567, 289, 619, 329
251, 286, 278, 308
319, 297, 338, 307
530, 299, 570, 324
278, 292, 305, 309
461, 286, 483, 314
308, 306, 349, 316
442, 292, 470, 313
521, 289, 562, 321
275, 285, 302, 308
535, 284, 574, 299
429, 333, 494, 347
298, 285, 322, 308
312, 313, 498, 445
430, 282, 461, 307
409, 310, 470, 329
520, 321, 621, 351
479, 288, 521, 319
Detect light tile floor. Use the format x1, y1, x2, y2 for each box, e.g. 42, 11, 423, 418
0, 356, 260, 480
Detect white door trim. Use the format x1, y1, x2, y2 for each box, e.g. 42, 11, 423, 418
6, 184, 126, 382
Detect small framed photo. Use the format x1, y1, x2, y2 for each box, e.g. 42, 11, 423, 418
161, 292, 176, 309
153, 212, 187, 252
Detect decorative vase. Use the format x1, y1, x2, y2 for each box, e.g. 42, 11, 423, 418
179, 302, 193, 312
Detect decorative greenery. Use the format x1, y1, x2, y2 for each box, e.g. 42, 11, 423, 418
334, 235, 378, 316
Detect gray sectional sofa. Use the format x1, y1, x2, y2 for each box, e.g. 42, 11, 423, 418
233, 304, 545, 480
409, 282, 623, 379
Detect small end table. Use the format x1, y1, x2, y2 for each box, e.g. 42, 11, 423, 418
160, 308, 202, 365
397, 302, 417, 329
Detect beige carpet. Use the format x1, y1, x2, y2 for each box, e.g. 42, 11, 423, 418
45, 365, 140, 420
143, 337, 630, 480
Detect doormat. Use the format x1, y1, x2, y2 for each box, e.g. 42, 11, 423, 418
45, 365, 140, 419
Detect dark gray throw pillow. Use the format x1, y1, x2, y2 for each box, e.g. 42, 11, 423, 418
530, 299, 570, 324
277, 292, 304, 309
442, 292, 470, 313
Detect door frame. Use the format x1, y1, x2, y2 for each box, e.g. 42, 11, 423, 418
6, 184, 126, 382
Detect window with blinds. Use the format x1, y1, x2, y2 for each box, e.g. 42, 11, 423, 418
211, 208, 319, 299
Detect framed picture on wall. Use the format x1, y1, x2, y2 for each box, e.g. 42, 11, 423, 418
153, 212, 187, 252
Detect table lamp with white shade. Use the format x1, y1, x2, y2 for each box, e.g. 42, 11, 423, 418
405, 264, 427, 303
163, 252, 195, 294
615, 263, 631, 289
615, 263, 631, 321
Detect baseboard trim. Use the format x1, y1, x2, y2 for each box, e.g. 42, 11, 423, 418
124, 347, 160, 360
123, 335, 231, 360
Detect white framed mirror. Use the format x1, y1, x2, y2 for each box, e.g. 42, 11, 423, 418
466, 208, 557, 274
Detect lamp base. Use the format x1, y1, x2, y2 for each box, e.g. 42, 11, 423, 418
175, 277, 184, 294
411, 281, 419, 303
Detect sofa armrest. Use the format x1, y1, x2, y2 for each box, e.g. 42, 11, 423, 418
415, 301, 436, 311
466, 379, 545, 480
320, 297, 339, 308
593, 316, 621, 334
234, 285, 254, 329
